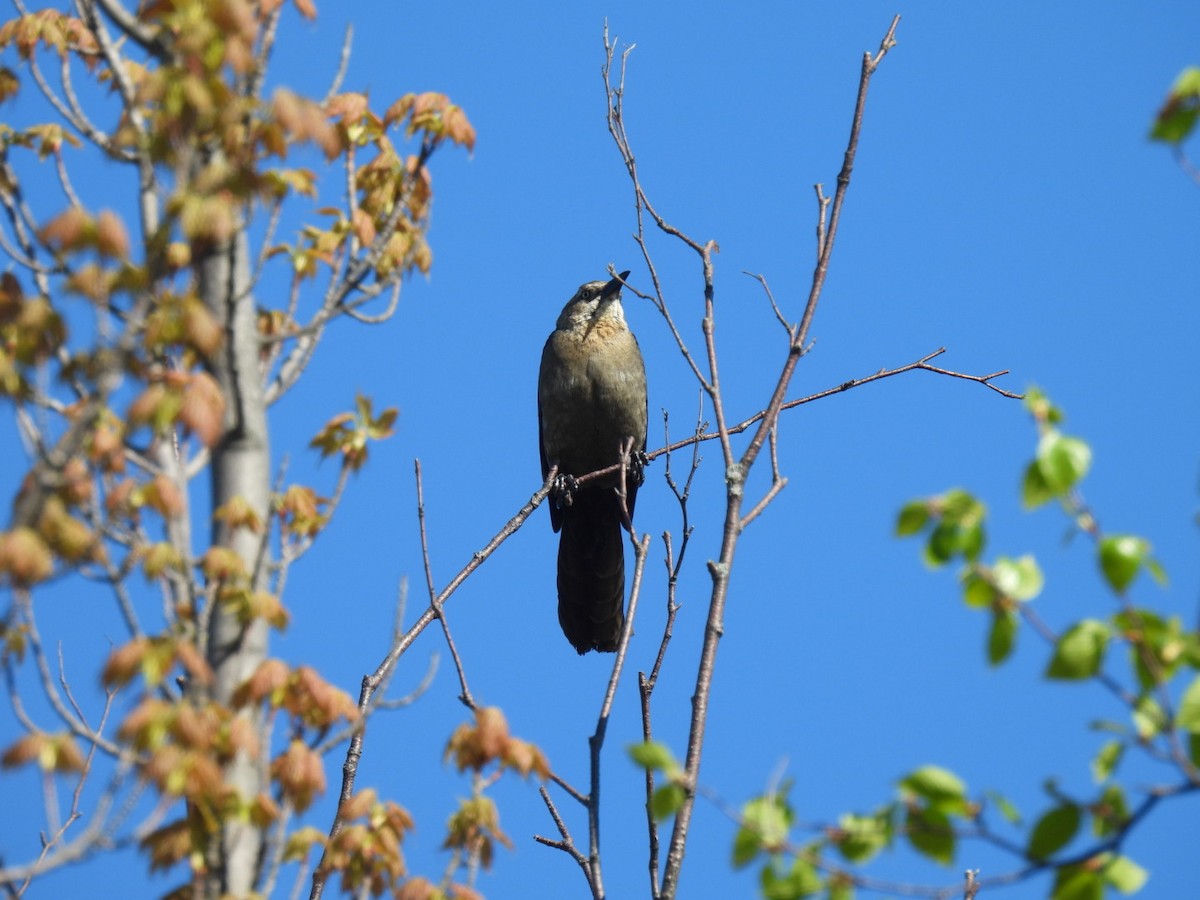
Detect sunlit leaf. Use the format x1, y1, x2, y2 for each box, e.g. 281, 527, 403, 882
992, 555, 1043, 601
1046, 620, 1109, 680
895, 500, 929, 536
1103, 854, 1148, 894
1098, 535, 1149, 593
651, 784, 685, 821
899, 766, 967, 815
1090, 740, 1123, 784
1051, 862, 1104, 900
1175, 674, 1200, 732
627, 741, 677, 773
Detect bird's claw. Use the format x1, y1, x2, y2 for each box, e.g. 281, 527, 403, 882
628, 450, 648, 488
551, 473, 579, 509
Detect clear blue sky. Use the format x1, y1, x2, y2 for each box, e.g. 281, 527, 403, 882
3, 3, 1199, 898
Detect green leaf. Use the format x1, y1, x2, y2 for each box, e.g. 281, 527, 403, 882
898, 765, 967, 814
1028, 803, 1081, 860
1090, 740, 1123, 784
833, 812, 891, 864
1175, 674, 1200, 732
733, 793, 794, 865
1023, 386, 1064, 424
1132, 696, 1166, 740
827, 876, 854, 900
1021, 459, 1055, 509
1051, 863, 1104, 900
1151, 67, 1200, 143
1092, 784, 1129, 838
992, 555, 1044, 601
962, 571, 997, 609
651, 783, 685, 821
628, 741, 677, 773
1098, 535, 1149, 593
926, 522, 960, 566
960, 522, 984, 562
904, 806, 954, 865
940, 488, 981, 519
1145, 557, 1168, 587
984, 789, 1022, 825
1113, 608, 1184, 689
921, 491, 987, 565
742, 794, 792, 851
1045, 619, 1109, 680
1190, 733, 1200, 769
759, 856, 822, 900
1152, 106, 1199, 143
988, 608, 1018, 666
1103, 854, 1148, 894
732, 822, 763, 868
1034, 431, 1092, 495
895, 500, 930, 537
1184, 632, 1200, 668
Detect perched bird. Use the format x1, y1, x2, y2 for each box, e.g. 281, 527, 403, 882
538, 271, 648, 653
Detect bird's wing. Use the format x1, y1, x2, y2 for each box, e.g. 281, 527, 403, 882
538, 337, 562, 533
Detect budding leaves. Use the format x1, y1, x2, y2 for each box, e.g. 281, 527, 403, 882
895, 489, 986, 568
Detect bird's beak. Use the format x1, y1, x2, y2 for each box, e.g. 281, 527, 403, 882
602, 270, 631, 298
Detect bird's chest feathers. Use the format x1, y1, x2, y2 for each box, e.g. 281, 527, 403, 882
555, 329, 638, 404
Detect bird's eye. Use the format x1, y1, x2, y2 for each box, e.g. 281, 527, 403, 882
580, 288, 595, 300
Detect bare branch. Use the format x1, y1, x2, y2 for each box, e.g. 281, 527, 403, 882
602, 27, 712, 394
651, 18, 903, 898
743, 270, 792, 336
87, 0, 167, 58
415, 459, 476, 711
247, 4, 283, 101
322, 24, 354, 105
534, 785, 594, 890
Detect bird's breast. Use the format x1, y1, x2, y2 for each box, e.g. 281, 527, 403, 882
539, 326, 647, 478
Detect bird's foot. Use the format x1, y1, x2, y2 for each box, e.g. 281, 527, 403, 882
628, 450, 649, 488
551, 473, 579, 509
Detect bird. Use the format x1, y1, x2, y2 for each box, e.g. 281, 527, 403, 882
538, 271, 648, 654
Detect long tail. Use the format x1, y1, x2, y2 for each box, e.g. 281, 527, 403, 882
556, 489, 626, 653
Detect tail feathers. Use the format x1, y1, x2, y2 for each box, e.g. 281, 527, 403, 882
557, 490, 626, 653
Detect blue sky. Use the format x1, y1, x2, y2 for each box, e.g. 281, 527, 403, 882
2, 3, 1199, 898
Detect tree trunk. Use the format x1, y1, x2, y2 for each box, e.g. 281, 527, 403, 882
200, 226, 270, 897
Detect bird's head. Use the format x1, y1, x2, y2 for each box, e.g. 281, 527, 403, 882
556, 271, 631, 332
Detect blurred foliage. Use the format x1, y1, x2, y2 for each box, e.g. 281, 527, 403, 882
714, 390, 1189, 899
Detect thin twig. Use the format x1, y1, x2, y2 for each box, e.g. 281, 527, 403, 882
415, 459, 475, 710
